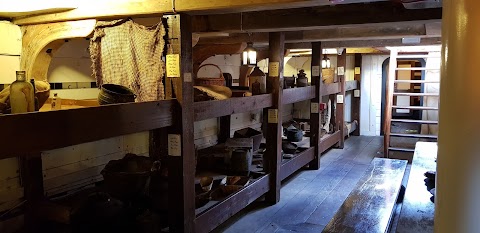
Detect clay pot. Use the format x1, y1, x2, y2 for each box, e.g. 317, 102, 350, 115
101, 154, 152, 200
284, 76, 295, 89
296, 69, 308, 87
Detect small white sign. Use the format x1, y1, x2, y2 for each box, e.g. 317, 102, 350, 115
184, 73, 192, 82
268, 109, 279, 123
311, 102, 319, 113
337, 67, 345, 76
312, 66, 320, 77
354, 90, 361, 98
337, 94, 344, 104
168, 134, 182, 156
269, 62, 280, 77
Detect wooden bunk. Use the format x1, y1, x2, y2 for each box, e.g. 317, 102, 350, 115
0, 11, 361, 233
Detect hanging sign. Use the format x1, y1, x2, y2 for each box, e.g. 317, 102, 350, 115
312, 66, 320, 77
166, 54, 180, 77
168, 134, 182, 156
269, 62, 280, 77
268, 109, 279, 123
337, 66, 345, 76
311, 102, 319, 113
354, 90, 361, 98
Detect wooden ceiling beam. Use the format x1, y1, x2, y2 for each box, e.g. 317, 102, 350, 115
284, 37, 442, 49
12, 0, 389, 25
192, 2, 442, 33
197, 24, 437, 45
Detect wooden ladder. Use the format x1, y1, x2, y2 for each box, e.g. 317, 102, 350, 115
384, 49, 440, 157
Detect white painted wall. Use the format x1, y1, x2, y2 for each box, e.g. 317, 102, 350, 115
0, 21, 21, 85
197, 55, 241, 86
360, 55, 389, 136
0, 21, 22, 216
48, 38, 99, 99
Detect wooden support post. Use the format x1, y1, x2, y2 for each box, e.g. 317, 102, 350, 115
265, 32, 284, 204
352, 53, 361, 136
20, 154, 44, 232
384, 49, 397, 158
164, 14, 195, 233
149, 129, 165, 160
336, 50, 346, 148
309, 42, 322, 170
218, 116, 231, 143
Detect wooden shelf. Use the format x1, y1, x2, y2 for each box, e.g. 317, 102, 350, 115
390, 133, 438, 139
393, 92, 439, 97
320, 131, 341, 153
345, 80, 359, 92
394, 80, 439, 84
280, 147, 315, 181
322, 82, 341, 96
391, 119, 438, 124
392, 105, 438, 111
395, 67, 439, 71
0, 100, 175, 158
282, 86, 316, 104
194, 174, 270, 233
194, 94, 273, 121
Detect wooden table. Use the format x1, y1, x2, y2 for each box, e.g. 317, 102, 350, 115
396, 142, 437, 233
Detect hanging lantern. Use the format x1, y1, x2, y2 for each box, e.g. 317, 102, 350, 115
242, 42, 257, 66
321, 54, 331, 69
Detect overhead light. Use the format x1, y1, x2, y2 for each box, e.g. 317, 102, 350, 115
386, 45, 441, 52
322, 53, 331, 69
242, 42, 257, 66
402, 37, 421, 44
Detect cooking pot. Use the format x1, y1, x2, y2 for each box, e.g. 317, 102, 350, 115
98, 84, 136, 105
282, 141, 298, 154
284, 126, 303, 142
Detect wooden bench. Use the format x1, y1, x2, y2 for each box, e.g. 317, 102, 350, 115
395, 142, 436, 233
323, 158, 408, 233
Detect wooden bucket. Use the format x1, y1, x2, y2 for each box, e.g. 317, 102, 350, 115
195, 64, 226, 86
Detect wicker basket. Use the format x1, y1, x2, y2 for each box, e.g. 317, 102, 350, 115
195, 64, 226, 86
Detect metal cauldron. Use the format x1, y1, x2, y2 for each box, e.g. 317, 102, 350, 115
98, 84, 136, 105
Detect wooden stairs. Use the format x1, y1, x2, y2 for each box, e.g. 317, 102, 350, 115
384, 49, 440, 157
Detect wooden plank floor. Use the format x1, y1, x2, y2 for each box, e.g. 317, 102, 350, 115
213, 136, 384, 233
